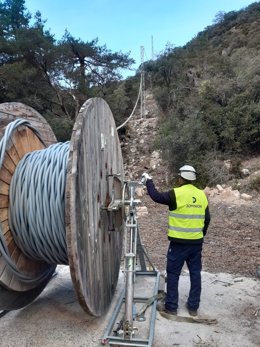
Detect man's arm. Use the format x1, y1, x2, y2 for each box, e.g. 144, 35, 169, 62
146, 179, 176, 210
203, 206, 211, 236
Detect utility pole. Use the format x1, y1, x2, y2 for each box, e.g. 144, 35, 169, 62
140, 46, 146, 118
151, 35, 154, 60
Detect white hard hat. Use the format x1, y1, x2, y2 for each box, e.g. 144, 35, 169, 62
178, 165, 197, 181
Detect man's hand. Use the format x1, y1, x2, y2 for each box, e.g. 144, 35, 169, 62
141, 172, 152, 185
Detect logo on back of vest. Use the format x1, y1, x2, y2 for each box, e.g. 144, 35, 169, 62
192, 197, 197, 203
186, 203, 202, 208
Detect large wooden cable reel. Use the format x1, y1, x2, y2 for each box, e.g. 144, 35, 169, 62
0, 102, 57, 146
0, 98, 124, 316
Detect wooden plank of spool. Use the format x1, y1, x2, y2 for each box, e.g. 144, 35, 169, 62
0, 124, 55, 292
66, 97, 124, 317
1, 219, 9, 235
9, 252, 41, 291
7, 239, 16, 255
10, 126, 30, 159
0, 102, 57, 146
5, 230, 17, 254
2, 152, 16, 175
0, 242, 21, 290
5, 138, 20, 166
0, 208, 8, 222
0, 166, 12, 185
0, 180, 9, 195
0, 195, 9, 208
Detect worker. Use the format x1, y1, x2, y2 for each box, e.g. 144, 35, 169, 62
141, 165, 210, 316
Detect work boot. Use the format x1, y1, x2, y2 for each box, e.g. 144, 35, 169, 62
164, 308, 177, 316
186, 303, 198, 316
156, 301, 165, 312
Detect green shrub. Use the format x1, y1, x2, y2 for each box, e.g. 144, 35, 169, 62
250, 175, 260, 192
47, 117, 74, 142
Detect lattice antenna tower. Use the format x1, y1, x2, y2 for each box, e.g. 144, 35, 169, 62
151, 35, 154, 60
140, 46, 146, 118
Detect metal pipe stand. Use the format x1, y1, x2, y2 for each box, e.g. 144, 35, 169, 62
102, 181, 160, 347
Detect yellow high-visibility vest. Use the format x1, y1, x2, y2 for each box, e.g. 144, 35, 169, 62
168, 184, 208, 240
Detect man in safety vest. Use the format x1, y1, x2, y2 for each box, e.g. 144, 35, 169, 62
141, 165, 210, 316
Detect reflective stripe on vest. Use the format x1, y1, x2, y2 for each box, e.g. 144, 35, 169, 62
168, 184, 208, 240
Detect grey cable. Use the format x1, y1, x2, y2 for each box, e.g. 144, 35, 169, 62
9, 142, 69, 265
0, 224, 55, 284
0, 119, 56, 284
0, 119, 69, 286
0, 119, 44, 168
116, 78, 142, 131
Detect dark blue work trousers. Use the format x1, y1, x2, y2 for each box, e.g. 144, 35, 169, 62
165, 242, 202, 311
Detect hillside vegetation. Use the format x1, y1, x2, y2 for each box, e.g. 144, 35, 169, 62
113, 2, 260, 186
0, 1, 259, 186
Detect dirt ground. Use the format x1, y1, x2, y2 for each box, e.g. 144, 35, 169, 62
138, 193, 260, 278
1, 266, 259, 347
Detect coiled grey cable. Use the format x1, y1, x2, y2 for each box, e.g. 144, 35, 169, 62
0, 119, 43, 168
0, 119, 69, 286
9, 141, 69, 265
0, 224, 54, 284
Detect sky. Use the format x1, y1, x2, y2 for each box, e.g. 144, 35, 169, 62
24, 0, 257, 77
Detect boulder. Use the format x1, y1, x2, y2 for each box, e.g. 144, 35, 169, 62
216, 184, 224, 192
220, 187, 240, 201
241, 168, 250, 177
240, 193, 252, 201
135, 186, 145, 197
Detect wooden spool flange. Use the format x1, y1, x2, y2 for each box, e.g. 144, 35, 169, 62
0, 103, 57, 310
0, 98, 124, 316
66, 98, 124, 316
0, 102, 57, 146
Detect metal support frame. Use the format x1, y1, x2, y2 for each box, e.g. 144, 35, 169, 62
102, 272, 160, 347
102, 180, 160, 347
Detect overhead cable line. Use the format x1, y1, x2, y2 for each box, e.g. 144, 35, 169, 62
116, 79, 142, 131
117, 45, 147, 131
